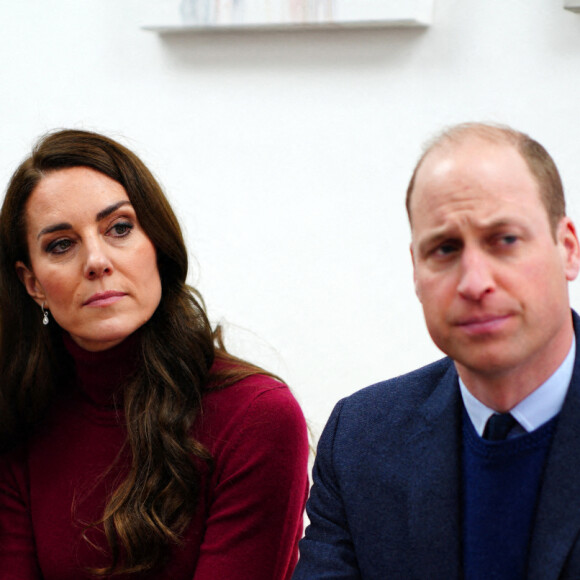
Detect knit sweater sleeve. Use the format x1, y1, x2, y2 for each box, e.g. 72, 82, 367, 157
0, 448, 42, 579
193, 383, 309, 580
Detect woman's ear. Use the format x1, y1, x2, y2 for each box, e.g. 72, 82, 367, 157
15, 261, 46, 305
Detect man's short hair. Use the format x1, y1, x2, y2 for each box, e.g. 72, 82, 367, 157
405, 123, 566, 237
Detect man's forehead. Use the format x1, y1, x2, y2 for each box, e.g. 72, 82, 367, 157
411, 138, 531, 204
419, 133, 519, 169
409, 141, 547, 239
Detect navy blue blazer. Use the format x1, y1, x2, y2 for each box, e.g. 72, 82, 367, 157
294, 311, 580, 579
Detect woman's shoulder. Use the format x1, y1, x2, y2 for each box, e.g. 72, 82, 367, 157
196, 369, 307, 452
203, 370, 302, 420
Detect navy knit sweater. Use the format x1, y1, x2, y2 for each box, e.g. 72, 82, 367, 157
462, 409, 558, 579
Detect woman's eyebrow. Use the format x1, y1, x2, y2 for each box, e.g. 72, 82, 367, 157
37, 222, 72, 239
95, 200, 131, 222
36, 201, 132, 239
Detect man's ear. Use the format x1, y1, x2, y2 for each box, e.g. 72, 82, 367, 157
557, 217, 580, 282
15, 261, 46, 306
410, 243, 421, 302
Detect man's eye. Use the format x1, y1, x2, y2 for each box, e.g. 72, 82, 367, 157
435, 243, 458, 256
501, 235, 517, 245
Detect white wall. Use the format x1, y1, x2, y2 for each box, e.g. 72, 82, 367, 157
2, 0, 580, 437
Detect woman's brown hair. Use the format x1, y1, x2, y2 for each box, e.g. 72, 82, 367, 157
0, 129, 272, 574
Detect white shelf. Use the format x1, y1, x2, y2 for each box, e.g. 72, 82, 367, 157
565, 0, 580, 13
143, 19, 428, 33
142, 0, 434, 33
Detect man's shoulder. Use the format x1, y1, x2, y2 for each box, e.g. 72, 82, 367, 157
318, 356, 457, 476
343, 356, 455, 411
324, 357, 456, 443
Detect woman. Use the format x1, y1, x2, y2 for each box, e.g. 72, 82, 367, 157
0, 129, 309, 579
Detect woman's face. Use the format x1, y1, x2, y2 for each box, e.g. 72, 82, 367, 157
16, 166, 162, 352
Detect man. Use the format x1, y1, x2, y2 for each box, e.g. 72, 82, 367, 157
293, 123, 580, 579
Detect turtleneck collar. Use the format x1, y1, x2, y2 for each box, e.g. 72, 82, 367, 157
62, 332, 141, 408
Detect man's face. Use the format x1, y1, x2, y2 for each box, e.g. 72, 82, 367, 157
410, 137, 580, 388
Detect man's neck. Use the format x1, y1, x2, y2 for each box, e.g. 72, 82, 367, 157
456, 328, 575, 413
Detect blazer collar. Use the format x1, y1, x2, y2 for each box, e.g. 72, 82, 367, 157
407, 361, 463, 579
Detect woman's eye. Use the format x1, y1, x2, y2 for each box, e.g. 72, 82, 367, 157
109, 222, 134, 237
46, 239, 73, 255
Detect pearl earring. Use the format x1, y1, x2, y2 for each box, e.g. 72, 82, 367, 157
42, 302, 49, 326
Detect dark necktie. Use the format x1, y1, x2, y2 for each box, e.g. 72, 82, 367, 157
483, 413, 518, 441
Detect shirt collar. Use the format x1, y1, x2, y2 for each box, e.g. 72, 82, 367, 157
459, 336, 576, 436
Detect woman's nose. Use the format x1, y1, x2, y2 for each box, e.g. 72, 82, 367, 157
83, 242, 113, 280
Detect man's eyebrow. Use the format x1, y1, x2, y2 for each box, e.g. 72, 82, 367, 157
96, 201, 132, 222
415, 218, 524, 255
416, 232, 452, 256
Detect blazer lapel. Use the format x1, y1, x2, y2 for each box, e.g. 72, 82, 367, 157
407, 363, 463, 580
528, 311, 580, 580
528, 340, 580, 580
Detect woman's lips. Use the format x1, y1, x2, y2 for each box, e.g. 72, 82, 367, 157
83, 291, 126, 307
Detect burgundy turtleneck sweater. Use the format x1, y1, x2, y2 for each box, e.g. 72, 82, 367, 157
0, 334, 309, 580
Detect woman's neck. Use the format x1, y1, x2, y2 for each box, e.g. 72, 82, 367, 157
63, 331, 140, 407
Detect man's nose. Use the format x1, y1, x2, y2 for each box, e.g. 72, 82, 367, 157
456, 247, 495, 301
83, 240, 113, 280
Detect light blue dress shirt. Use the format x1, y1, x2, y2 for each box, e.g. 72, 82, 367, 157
459, 337, 576, 437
